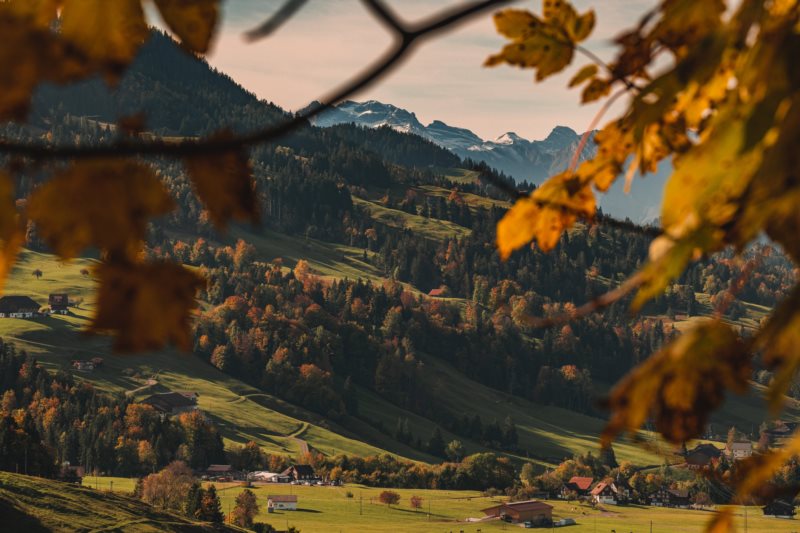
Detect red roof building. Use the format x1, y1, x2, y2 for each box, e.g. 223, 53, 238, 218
563, 476, 594, 496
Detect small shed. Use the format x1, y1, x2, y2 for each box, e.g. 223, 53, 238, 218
268, 495, 298, 512
49, 293, 69, 314
72, 360, 94, 372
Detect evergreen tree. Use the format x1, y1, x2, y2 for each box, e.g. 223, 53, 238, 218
184, 482, 203, 519
198, 485, 224, 523
426, 427, 445, 458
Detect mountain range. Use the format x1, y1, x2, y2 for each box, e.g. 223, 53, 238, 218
310, 100, 669, 223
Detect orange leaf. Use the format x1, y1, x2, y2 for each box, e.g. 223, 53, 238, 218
497, 171, 594, 259
90, 260, 203, 351
60, 0, 149, 80
0, 172, 22, 294
154, 0, 220, 54
185, 136, 258, 229
28, 160, 174, 259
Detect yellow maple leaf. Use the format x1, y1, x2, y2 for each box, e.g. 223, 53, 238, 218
154, 0, 220, 54
486, 2, 594, 82
603, 321, 750, 445
28, 160, 174, 259
496, 171, 594, 259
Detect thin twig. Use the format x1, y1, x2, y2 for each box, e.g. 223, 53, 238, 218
244, 0, 308, 42
567, 88, 628, 173
0, 0, 515, 160
521, 272, 644, 329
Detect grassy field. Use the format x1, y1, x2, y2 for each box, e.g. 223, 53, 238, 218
0, 472, 242, 532
81, 477, 800, 533
353, 196, 472, 242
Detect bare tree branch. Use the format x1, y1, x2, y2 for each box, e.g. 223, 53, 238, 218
521, 272, 644, 329
0, 0, 516, 160
244, 0, 308, 42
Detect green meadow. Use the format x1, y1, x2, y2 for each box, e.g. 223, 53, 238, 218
79, 477, 800, 533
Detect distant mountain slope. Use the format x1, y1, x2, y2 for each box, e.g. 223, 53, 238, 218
311, 100, 669, 223
0, 472, 242, 532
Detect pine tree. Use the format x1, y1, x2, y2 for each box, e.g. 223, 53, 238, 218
426, 427, 445, 457
184, 482, 203, 519
198, 485, 224, 523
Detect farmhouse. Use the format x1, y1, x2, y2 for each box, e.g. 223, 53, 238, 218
651, 488, 691, 508
205, 464, 234, 480
561, 476, 594, 498
481, 500, 553, 525
0, 296, 41, 318
428, 287, 448, 297
590, 478, 631, 506
281, 464, 319, 482
49, 293, 69, 314
763, 499, 796, 519
140, 391, 198, 416
726, 441, 753, 460
268, 495, 298, 512
684, 443, 723, 469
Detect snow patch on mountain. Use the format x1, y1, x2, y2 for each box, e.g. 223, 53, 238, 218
309, 100, 666, 223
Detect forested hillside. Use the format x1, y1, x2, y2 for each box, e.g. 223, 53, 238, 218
4, 31, 796, 471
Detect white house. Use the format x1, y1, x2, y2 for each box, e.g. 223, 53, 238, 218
251, 471, 279, 482
727, 441, 753, 460
268, 495, 298, 512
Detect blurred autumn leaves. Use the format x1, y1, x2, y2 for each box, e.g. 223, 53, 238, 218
489, 0, 800, 523
0, 0, 250, 351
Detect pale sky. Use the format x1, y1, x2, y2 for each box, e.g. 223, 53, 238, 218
201, 0, 657, 141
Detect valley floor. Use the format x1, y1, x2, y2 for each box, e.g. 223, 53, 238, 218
80, 477, 799, 533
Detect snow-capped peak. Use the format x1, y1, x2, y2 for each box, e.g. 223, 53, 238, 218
495, 132, 526, 145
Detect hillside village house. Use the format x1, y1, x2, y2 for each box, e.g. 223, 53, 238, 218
651, 488, 691, 508
0, 296, 41, 318
590, 478, 632, 506
481, 500, 553, 525
140, 391, 198, 417
268, 495, 298, 512
281, 464, 319, 482
561, 476, 594, 498
763, 499, 796, 519
205, 464, 234, 480
48, 293, 69, 314
726, 441, 754, 460
684, 443, 724, 469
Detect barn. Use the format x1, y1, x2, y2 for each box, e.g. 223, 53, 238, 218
481, 500, 553, 525
0, 296, 41, 319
